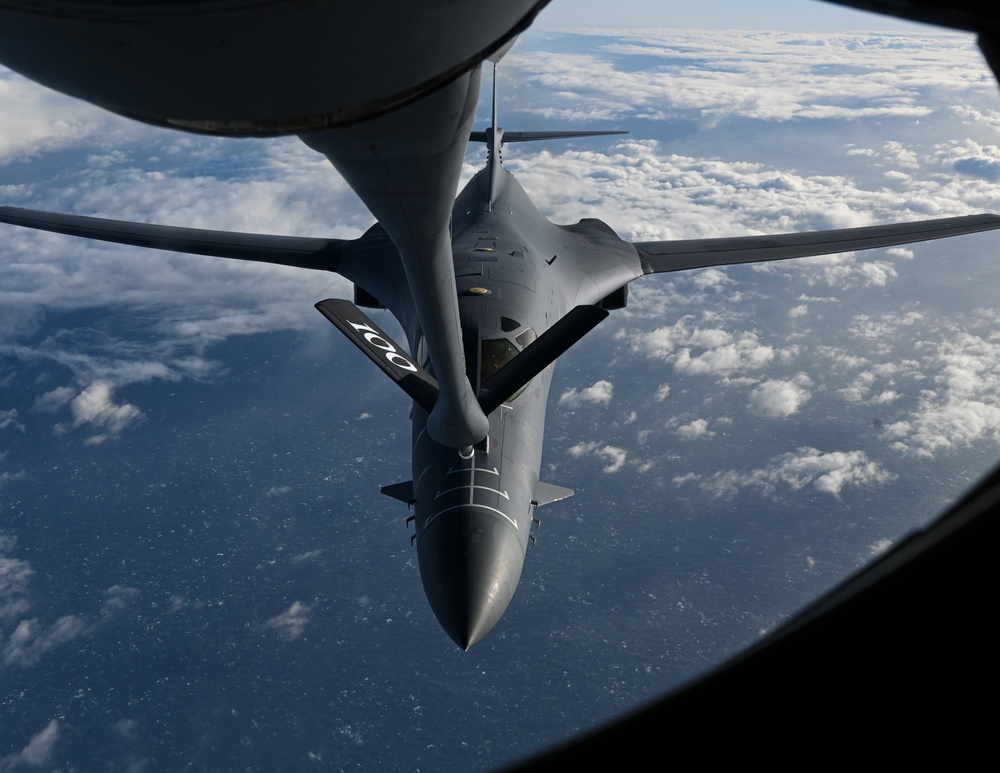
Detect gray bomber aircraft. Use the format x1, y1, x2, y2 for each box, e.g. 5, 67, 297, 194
3, 57, 1000, 649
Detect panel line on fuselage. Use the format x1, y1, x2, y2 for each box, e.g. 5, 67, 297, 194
422, 458, 518, 531
435, 485, 510, 500
422, 503, 519, 531
446, 466, 499, 476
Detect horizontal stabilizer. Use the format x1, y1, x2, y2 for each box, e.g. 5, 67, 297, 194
381, 481, 415, 504
478, 305, 609, 415
315, 299, 438, 413
470, 130, 628, 145
0, 205, 347, 271
534, 481, 574, 507
634, 213, 1000, 274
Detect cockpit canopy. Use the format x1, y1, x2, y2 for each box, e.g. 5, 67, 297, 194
418, 319, 537, 403
471, 325, 535, 399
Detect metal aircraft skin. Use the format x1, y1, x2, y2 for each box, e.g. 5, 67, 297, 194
3, 56, 1000, 648
0, 1, 547, 134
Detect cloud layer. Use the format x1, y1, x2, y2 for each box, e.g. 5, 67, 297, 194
677, 447, 895, 498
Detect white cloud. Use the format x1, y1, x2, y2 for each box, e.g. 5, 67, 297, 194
761, 251, 899, 289
847, 312, 924, 354
0, 410, 23, 435
858, 261, 898, 287
829, 311, 1000, 458
0, 532, 102, 668
66, 381, 143, 441
2, 536, 158, 671
747, 375, 812, 418
0, 719, 61, 770
678, 447, 894, 498
690, 268, 732, 292
101, 585, 141, 617
884, 327, 1000, 456
514, 31, 983, 128
0, 471, 25, 491
674, 418, 715, 440
0, 547, 33, 621
0, 70, 359, 357
870, 538, 894, 556
631, 320, 685, 359
265, 601, 311, 640
632, 318, 780, 380
687, 328, 731, 349
935, 138, 1000, 182
3, 615, 88, 667
838, 370, 875, 403
111, 718, 140, 740
675, 333, 775, 376
559, 379, 614, 406
0, 65, 114, 160
31, 387, 75, 413
506, 43, 996, 283
567, 441, 629, 473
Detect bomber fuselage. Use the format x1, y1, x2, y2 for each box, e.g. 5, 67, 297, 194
400, 165, 642, 648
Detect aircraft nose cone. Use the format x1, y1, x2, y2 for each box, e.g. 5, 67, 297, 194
417, 508, 525, 650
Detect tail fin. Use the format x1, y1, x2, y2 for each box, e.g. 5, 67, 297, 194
469, 62, 628, 206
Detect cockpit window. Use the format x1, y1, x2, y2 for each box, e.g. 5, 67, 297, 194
478, 327, 537, 402
481, 338, 519, 383
514, 328, 536, 349
459, 328, 537, 398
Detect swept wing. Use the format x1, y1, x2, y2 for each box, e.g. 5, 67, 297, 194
4, 206, 1000, 290
0, 205, 347, 271
633, 214, 1000, 275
